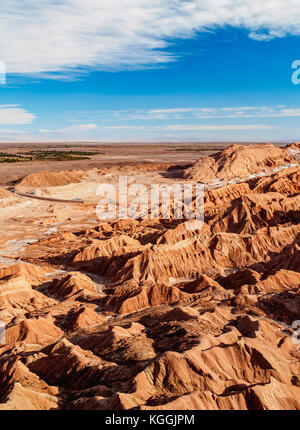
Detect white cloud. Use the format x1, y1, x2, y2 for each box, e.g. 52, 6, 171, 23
61, 124, 98, 132
1, 1, 300, 77
147, 106, 299, 120
39, 124, 97, 133
101, 125, 145, 130
148, 108, 201, 114
70, 106, 300, 122
278, 108, 300, 117
101, 124, 271, 131
0, 105, 35, 124
0, 128, 28, 134
160, 125, 272, 131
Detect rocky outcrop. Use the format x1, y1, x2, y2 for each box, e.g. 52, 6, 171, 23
15, 170, 86, 191
0, 187, 10, 199
183, 143, 297, 183
0, 163, 299, 411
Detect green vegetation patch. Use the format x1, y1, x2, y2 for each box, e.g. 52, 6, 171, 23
0, 150, 104, 163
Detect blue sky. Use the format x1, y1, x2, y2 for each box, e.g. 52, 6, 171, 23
1, 1, 300, 142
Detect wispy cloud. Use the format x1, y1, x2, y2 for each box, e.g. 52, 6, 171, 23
0, 128, 28, 134
159, 125, 272, 131
68, 106, 300, 122
0, 105, 35, 124
1, 1, 300, 77
101, 124, 271, 131
101, 125, 146, 130
39, 124, 97, 133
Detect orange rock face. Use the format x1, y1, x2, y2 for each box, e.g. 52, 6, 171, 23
15, 169, 86, 191
0, 187, 10, 199
183, 143, 297, 183
0, 155, 299, 411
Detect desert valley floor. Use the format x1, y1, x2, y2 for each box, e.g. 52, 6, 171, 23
0, 142, 299, 410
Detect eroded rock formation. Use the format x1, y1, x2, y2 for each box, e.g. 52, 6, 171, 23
0, 160, 299, 410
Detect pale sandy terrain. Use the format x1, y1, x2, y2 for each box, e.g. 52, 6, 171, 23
0, 143, 215, 251
0, 142, 218, 184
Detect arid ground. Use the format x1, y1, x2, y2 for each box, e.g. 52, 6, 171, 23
0, 141, 299, 410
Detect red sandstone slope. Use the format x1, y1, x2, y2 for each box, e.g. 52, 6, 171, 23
0, 163, 299, 410
0, 187, 10, 199
183, 143, 297, 183
15, 170, 86, 191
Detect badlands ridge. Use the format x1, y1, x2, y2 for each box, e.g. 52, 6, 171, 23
0, 142, 299, 410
